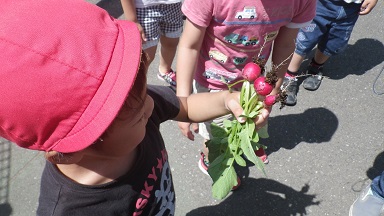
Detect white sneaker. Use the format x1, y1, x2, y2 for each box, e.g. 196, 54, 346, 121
349, 185, 384, 216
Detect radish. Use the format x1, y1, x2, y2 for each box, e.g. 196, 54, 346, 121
254, 76, 273, 96
241, 62, 261, 82
264, 94, 277, 106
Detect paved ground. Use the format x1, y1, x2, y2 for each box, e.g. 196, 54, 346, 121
1, 1, 383, 215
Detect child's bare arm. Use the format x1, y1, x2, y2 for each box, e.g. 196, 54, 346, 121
175, 91, 242, 123
175, 91, 269, 129
120, 0, 137, 21
175, 19, 206, 97
175, 19, 207, 140
120, 0, 146, 41
270, 26, 299, 95
359, 0, 378, 15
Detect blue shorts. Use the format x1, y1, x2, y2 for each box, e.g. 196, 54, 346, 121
372, 171, 384, 199
136, 3, 183, 49
295, 0, 361, 57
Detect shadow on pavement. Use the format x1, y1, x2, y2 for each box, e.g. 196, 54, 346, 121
351, 148, 384, 193
366, 149, 384, 180
298, 38, 384, 80
96, 0, 123, 18
264, 107, 338, 154
186, 178, 320, 216
0, 139, 12, 216
326, 38, 384, 80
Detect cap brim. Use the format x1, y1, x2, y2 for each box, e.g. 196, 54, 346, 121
51, 21, 142, 153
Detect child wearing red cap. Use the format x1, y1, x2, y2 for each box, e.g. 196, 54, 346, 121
0, 0, 268, 215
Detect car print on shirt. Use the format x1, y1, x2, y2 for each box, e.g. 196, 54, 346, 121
224, 33, 259, 46
248, 37, 259, 45
202, 68, 237, 83
233, 57, 247, 65
209, 50, 228, 64
203, 71, 230, 83
235, 6, 257, 20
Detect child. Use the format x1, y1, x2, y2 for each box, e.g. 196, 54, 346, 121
283, 0, 378, 106
175, 0, 316, 181
120, 0, 184, 87
0, 0, 268, 214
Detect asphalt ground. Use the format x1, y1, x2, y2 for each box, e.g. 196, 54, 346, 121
1, 1, 383, 215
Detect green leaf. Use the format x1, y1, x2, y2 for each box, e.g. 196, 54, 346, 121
248, 141, 267, 176
234, 154, 247, 167
248, 110, 260, 119
210, 161, 238, 200
206, 137, 225, 163
240, 82, 246, 106
239, 130, 258, 165
208, 153, 227, 181
251, 130, 259, 143
243, 82, 250, 112
247, 93, 258, 111
223, 119, 232, 129
246, 118, 255, 139
258, 124, 269, 139
210, 123, 228, 138
239, 130, 266, 176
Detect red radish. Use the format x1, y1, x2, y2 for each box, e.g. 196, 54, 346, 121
264, 95, 277, 106
254, 76, 273, 96
242, 62, 261, 82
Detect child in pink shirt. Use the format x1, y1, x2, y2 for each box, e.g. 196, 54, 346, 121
176, 0, 316, 186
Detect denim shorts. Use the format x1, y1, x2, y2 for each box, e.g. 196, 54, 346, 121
136, 2, 183, 49
295, 0, 361, 57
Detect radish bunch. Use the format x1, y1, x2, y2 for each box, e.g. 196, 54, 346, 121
206, 59, 286, 199
241, 62, 282, 106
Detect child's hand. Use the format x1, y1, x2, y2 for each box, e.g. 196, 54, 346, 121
359, 0, 378, 15
178, 122, 199, 141
134, 22, 147, 42
225, 92, 270, 129
254, 106, 271, 130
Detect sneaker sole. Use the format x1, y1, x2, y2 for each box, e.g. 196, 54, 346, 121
198, 158, 209, 176
303, 76, 322, 91
157, 73, 176, 87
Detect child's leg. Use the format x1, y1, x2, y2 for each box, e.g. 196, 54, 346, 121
283, 52, 306, 106
283, 12, 325, 105
136, 6, 161, 65
287, 53, 306, 73
313, 49, 329, 65
158, 2, 183, 75
158, 36, 179, 75
144, 45, 158, 65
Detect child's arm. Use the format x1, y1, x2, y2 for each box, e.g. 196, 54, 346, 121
120, 0, 146, 41
175, 19, 207, 140
176, 91, 242, 123
175, 91, 269, 130
359, 0, 378, 15
175, 19, 206, 97
270, 26, 300, 95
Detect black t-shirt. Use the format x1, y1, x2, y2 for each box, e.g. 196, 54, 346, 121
37, 85, 180, 216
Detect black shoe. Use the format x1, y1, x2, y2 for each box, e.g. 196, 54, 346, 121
303, 64, 323, 91
282, 76, 298, 106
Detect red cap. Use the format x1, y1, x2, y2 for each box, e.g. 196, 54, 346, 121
0, 0, 142, 153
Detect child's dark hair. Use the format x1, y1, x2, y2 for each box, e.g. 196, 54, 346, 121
122, 51, 149, 114
98, 51, 149, 138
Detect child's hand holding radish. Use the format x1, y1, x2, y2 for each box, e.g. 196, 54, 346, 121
205, 58, 287, 200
